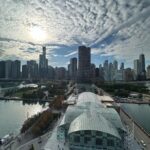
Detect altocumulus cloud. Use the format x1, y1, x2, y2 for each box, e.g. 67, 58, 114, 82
0, 0, 150, 67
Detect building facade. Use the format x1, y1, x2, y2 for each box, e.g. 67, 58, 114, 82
0, 61, 5, 78
78, 46, 91, 83
39, 46, 48, 79
70, 57, 77, 80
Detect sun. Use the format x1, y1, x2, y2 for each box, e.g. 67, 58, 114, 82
30, 26, 47, 42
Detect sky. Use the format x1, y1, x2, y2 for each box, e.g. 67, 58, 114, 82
0, 0, 150, 68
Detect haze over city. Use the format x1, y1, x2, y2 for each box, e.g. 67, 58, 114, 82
0, 0, 150, 67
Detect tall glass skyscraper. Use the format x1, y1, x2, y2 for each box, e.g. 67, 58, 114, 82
39, 46, 48, 79
77, 46, 91, 83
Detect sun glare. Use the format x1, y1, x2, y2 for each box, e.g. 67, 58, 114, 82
30, 26, 47, 42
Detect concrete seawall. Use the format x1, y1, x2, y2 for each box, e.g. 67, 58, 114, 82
120, 108, 150, 150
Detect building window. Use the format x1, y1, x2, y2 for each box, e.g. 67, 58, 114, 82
74, 136, 80, 143
84, 137, 91, 144
107, 139, 114, 146
96, 138, 103, 145
84, 130, 91, 135
96, 131, 102, 136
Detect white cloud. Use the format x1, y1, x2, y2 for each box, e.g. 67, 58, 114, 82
0, 0, 149, 67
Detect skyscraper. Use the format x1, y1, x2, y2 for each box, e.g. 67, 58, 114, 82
103, 60, 109, 81
120, 62, 124, 70
99, 64, 104, 81
123, 68, 134, 81
48, 66, 55, 80
113, 60, 118, 71
5, 60, 13, 79
139, 54, 145, 73
0, 61, 5, 78
27, 60, 38, 79
109, 62, 114, 81
77, 46, 91, 83
70, 57, 77, 80
147, 65, 150, 79
55, 67, 66, 80
139, 53, 146, 79
12, 60, 21, 79
134, 59, 140, 80
22, 65, 28, 79
39, 46, 48, 79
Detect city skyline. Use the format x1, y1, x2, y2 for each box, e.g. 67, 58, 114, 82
0, 0, 150, 67
0, 46, 150, 82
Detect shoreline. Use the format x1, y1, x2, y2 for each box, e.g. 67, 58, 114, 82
0, 97, 52, 102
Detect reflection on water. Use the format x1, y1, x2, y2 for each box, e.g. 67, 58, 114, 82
0, 101, 48, 137
121, 104, 150, 134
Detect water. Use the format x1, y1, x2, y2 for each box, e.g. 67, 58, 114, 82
121, 104, 150, 134
0, 101, 48, 137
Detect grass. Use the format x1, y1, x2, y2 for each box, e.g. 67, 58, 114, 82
12, 89, 37, 98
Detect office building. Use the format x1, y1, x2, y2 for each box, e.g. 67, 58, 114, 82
91, 63, 96, 80
134, 59, 140, 80
147, 65, 150, 79
139, 54, 145, 73
5, 60, 13, 79
22, 65, 28, 79
78, 46, 91, 83
27, 60, 38, 79
0, 61, 5, 78
55, 67, 66, 80
113, 70, 123, 81
70, 57, 77, 80
12, 60, 21, 79
109, 62, 114, 81
39, 46, 48, 79
113, 60, 118, 71
123, 68, 134, 81
120, 62, 124, 70
103, 60, 109, 81
139, 54, 146, 80
48, 66, 55, 80
99, 64, 104, 81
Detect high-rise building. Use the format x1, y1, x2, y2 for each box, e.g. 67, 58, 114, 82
48, 66, 55, 79
123, 68, 134, 81
12, 60, 21, 79
22, 65, 28, 79
78, 46, 91, 83
5, 60, 13, 79
103, 60, 109, 81
113, 60, 118, 71
0, 61, 5, 78
139, 54, 145, 73
120, 62, 124, 70
70, 57, 77, 80
27, 60, 38, 79
91, 63, 96, 80
99, 64, 104, 81
147, 65, 150, 79
95, 68, 99, 78
39, 46, 48, 79
139, 53, 146, 80
55, 67, 66, 80
134, 59, 140, 80
114, 70, 123, 81
108, 62, 114, 81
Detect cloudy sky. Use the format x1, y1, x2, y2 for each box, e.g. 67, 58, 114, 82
0, 0, 150, 68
